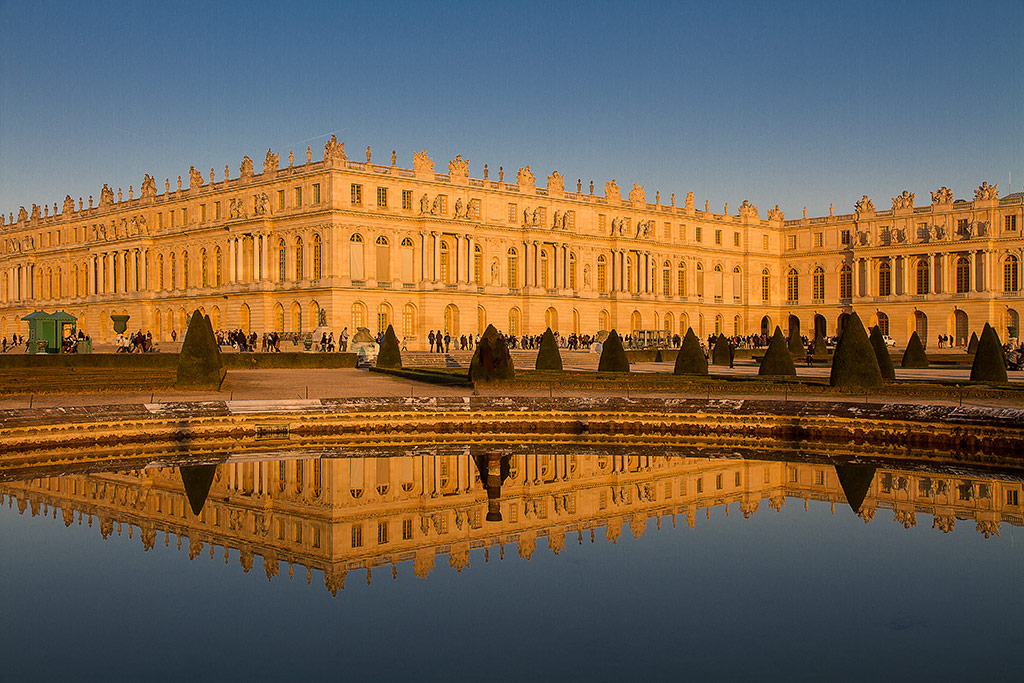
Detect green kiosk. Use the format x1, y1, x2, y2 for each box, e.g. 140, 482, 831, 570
21, 311, 79, 354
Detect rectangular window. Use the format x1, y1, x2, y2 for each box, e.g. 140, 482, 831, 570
214, 202, 221, 219
695, 226, 702, 242
664, 222, 671, 239
351, 524, 363, 548
312, 183, 321, 203
402, 518, 413, 540
509, 203, 518, 222
735, 472, 741, 486
1006, 215, 1018, 231
168, 211, 174, 228
696, 478, 703, 493
716, 474, 723, 490
763, 469, 771, 484
762, 234, 769, 250
438, 195, 448, 214
377, 521, 389, 544
377, 187, 388, 208
733, 232, 740, 247
841, 230, 851, 246
402, 189, 413, 210
277, 190, 285, 211
957, 218, 969, 235
679, 224, 686, 241
538, 207, 546, 226
714, 229, 722, 245
790, 468, 799, 483
786, 235, 797, 250
351, 183, 363, 205
294, 186, 302, 207
469, 199, 481, 220
598, 214, 606, 232
814, 232, 823, 248
200, 204, 207, 222
815, 471, 825, 485
312, 528, 320, 548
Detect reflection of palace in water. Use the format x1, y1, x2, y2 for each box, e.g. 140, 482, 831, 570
1, 454, 1021, 595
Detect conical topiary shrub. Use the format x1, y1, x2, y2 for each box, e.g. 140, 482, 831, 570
868, 326, 896, 381
829, 312, 882, 388
469, 324, 515, 382
654, 348, 664, 362
970, 323, 1008, 383
788, 325, 804, 356
967, 331, 979, 354
812, 330, 829, 360
535, 328, 563, 371
711, 334, 731, 366
901, 331, 929, 368
376, 324, 402, 368
674, 328, 708, 376
598, 329, 630, 373
176, 309, 225, 388
759, 326, 797, 376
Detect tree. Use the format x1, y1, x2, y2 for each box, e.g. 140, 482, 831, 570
598, 329, 630, 373
535, 328, 563, 371
829, 312, 882, 388
711, 334, 732, 366
469, 324, 515, 382
758, 326, 796, 376
674, 328, 708, 376
176, 309, 225, 388
900, 331, 929, 368
970, 323, 1008, 383
376, 324, 402, 368
868, 326, 896, 380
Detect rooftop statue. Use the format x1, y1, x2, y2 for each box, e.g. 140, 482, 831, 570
629, 183, 645, 206
263, 149, 279, 175
605, 179, 621, 203
974, 181, 998, 201
189, 165, 204, 190
240, 155, 254, 178
448, 154, 469, 178
855, 195, 875, 214
324, 135, 347, 163
930, 186, 954, 204
517, 165, 536, 188
891, 190, 915, 210
413, 150, 434, 176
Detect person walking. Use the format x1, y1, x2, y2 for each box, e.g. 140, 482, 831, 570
428, 329, 436, 352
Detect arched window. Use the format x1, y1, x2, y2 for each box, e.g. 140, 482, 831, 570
573, 308, 581, 335
182, 252, 189, 289
278, 239, 287, 282
474, 244, 483, 284
569, 252, 577, 290
761, 268, 770, 301
274, 303, 284, 332
199, 249, 208, 287
631, 311, 642, 332
402, 303, 416, 340
295, 237, 304, 281
1004, 255, 1019, 293
312, 233, 322, 280
508, 307, 521, 336
712, 264, 724, 301
290, 302, 302, 332
714, 314, 723, 335
662, 261, 671, 296
477, 306, 486, 335
444, 303, 459, 335
545, 307, 558, 332
787, 268, 798, 302
597, 255, 607, 292
812, 266, 825, 301
664, 312, 674, 334
696, 263, 705, 298
507, 247, 519, 288
240, 304, 250, 332
377, 303, 391, 336
349, 233, 364, 281
732, 266, 742, 301
215, 247, 222, 286
956, 256, 970, 293
401, 237, 415, 283
375, 235, 390, 283
599, 309, 610, 331
876, 311, 889, 336
440, 240, 451, 283
916, 259, 930, 295
734, 315, 742, 336
678, 262, 687, 297
169, 253, 176, 290
351, 301, 366, 330
839, 264, 852, 299
158, 254, 165, 290
878, 260, 891, 296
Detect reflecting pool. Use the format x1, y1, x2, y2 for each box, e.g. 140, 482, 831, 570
1, 451, 1021, 681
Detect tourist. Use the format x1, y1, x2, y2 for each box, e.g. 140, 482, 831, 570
428, 330, 436, 352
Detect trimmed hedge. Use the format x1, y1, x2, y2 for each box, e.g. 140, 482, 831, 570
970, 323, 1007, 383
967, 331, 979, 355
869, 326, 896, 381
176, 309, 225, 389
674, 328, 708, 376
469, 324, 515, 382
598, 330, 630, 373
901, 331, 929, 368
535, 328, 564, 371
759, 327, 796, 376
829, 312, 882, 388
711, 334, 732, 366
376, 324, 402, 368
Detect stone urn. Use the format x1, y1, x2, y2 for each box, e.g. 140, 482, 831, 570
111, 314, 131, 334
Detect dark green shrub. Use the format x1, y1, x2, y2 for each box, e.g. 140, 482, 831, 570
598, 329, 630, 373
970, 323, 1008, 383
376, 324, 402, 368
967, 331, 979, 354
788, 327, 805, 355
176, 309, 225, 389
535, 328, 563, 371
869, 326, 896, 381
901, 331, 929, 368
812, 330, 829, 359
711, 334, 732, 366
759, 327, 796, 376
829, 312, 882, 388
469, 324, 515, 382
654, 349, 663, 362
674, 328, 708, 376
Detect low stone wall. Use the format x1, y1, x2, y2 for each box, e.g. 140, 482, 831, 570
0, 352, 357, 370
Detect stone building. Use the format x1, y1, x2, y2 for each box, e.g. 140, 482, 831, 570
1, 138, 1021, 347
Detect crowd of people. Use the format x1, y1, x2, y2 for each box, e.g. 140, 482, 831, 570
113, 331, 155, 353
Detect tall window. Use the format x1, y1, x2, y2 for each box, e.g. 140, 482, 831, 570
916, 259, 930, 295
351, 302, 366, 329
662, 261, 671, 296
597, 255, 607, 292
956, 256, 970, 293
182, 252, 189, 288
439, 241, 450, 283
474, 245, 483, 284
1004, 255, 1019, 292
159, 254, 165, 290
509, 308, 521, 336
402, 189, 413, 210
840, 264, 852, 299
677, 262, 686, 296
200, 249, 208, 287
507, 248, 519, 288
569, 253, 577, 290
278, 239, 287, 281
351, 184, 363, 205
812, 267, 825, 301
761, 268, 770, 301
878, 260, 891, 296
313, 234, 322, 280
540, 250, 549, 288
876, 312, 890, 336
170, 253, 176, 290
377, 303, 391, 336
215, 247, 222, 286
295, 237, 304, 281
402, 304, 415, 339
377, 187, 388, 208
696, 263, 704, 297
787, 268, 798, 302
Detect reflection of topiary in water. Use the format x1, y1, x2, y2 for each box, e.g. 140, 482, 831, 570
835, 465, 876, 514
598, 329, 630, 373
901, 331, 929, 368
469, 324, 515, 382
970, 323, 1007, 383
376, 324, 402, 368
829, 312, 882, 388
176, 309, 225, 388
711, 334, 731, 366
869, 326, 896, 381
180, 465, 218, 515
674, 328, 708, 376
967, 331, 979, 354
758, 327, 796, 376
535, 328, 563, 371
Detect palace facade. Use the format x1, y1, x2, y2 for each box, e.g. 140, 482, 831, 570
1, 138, 1021, 348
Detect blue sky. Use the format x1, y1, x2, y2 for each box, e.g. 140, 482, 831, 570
1, 0, 1021, 219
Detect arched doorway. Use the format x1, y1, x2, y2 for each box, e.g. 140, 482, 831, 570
630, 310, 642, 332
444, 304, 459, 336
813, 314, 826, 339
1006, 308, 1019, 342
954, 309, 968, 346
545, 307, 558, 333
760, 315, 771, 336
837, 313, 850, 339
914, 311, 928, 344
875, 312, 889, 336
788, 315, 800, 342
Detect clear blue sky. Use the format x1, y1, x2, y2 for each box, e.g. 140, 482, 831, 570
1, 0, 1021, 220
